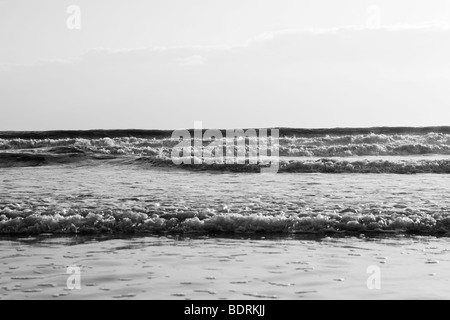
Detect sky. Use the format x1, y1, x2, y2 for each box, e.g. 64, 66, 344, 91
1, 0, 450, 130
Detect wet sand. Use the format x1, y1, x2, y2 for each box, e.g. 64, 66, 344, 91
0, 235, 449, 300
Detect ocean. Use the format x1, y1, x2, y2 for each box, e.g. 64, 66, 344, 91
1, 127, 450, 299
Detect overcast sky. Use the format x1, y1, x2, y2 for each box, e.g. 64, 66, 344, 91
1, 0, 450, 130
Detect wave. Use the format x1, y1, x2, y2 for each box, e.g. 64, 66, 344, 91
0, 150, 118, 167
2, 151, 450, 174
132, 157, 450, 174
1, 203, 449, 235
2, 131, 450, 158
1, 127, 450, 172
3, 127, 450, 236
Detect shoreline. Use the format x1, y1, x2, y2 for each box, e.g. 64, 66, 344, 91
1, 234, 448, 300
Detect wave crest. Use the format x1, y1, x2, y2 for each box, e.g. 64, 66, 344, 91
1, 206, 449, 235
2, 132, 450, 158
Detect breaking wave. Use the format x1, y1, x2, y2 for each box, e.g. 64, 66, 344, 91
2, 128, 450, 158
1, 151, 450, 174
1, 202, 450, 235
0, 128, 450, 172
1, 127, 450, 235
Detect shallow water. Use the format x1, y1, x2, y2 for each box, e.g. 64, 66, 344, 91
0, 234, 449, 300
1, 165, 450, 234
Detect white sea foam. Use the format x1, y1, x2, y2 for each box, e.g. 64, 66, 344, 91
2, 132, 450, 157
1, 131, 450, 235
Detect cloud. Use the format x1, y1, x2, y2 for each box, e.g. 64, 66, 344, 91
250, 21, 450, 40
176, 55, 205, 66
3, 22, 450, 70
1, 23, 450, 130
244, 23, 450, 67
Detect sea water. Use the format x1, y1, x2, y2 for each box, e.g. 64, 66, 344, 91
1, 165, 450, 234
1, 128, 450, 299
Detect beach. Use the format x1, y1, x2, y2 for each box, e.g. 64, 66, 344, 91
1, 234, 448, 300
1, 129, 450, 300
2, 0, 450, 302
